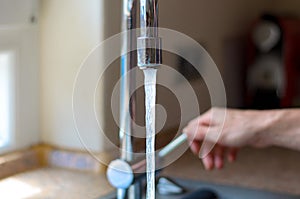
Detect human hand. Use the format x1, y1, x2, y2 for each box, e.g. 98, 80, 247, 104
183, 107, 268, 170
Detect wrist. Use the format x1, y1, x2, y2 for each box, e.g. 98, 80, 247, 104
254, 110, 282, 147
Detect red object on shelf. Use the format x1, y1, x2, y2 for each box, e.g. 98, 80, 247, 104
279, 18, 300, 107
245, 16, 300, 108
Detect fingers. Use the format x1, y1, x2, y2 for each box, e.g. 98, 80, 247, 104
201, 144, 224, 170
213, 145, 225, 169
202, 153, 214, 170
189, 140, 201, 155
186, 139, 215, 170
183, 120, 210, 141
184, 117, 226, 170
227, 148, 239, 162
199, 144, 238, 170
199, 141, 215, 170
183, 108, 239, 170
183, 110, 221, 143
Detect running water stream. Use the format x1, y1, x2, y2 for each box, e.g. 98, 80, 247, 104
143, 68, 157, 199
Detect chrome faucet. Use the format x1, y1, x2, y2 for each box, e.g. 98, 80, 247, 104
137, 0, 162, 68
117, 0, 139, 198
107, 1, 186, 199
118, 1, 161, 198
119, 0, 161, 162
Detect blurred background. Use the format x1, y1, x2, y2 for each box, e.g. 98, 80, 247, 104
1, 0, 300, 154
1, 0, 300, 198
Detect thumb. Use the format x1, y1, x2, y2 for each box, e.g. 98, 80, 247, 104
183, 124, 210, 142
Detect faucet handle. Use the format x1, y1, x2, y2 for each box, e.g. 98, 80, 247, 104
107, 159, 134, 189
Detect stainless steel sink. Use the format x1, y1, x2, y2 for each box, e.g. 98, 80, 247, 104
98, 177, 300, 199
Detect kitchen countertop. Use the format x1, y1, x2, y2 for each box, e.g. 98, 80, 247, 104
1, 146, 299, 198
0, 167, 114, 199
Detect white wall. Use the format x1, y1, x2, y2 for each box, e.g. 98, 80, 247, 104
0, 0, 39, 153
40, 0, 106, 151
0, 0, 38, 26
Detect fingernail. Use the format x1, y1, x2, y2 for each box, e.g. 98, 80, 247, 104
206, 164, 213, 171
203, 163, 210, 170
215, 157, 223, 169
202, 158, 213, 171
228, 155, 235, 163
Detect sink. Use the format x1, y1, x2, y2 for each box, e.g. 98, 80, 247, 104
98, 177, 300, 199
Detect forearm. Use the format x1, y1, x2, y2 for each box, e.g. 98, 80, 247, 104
259, 109, 300, 150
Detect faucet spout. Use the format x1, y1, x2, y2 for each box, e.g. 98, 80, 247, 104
138, 0, 162, 69
140, 0, 159, 37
